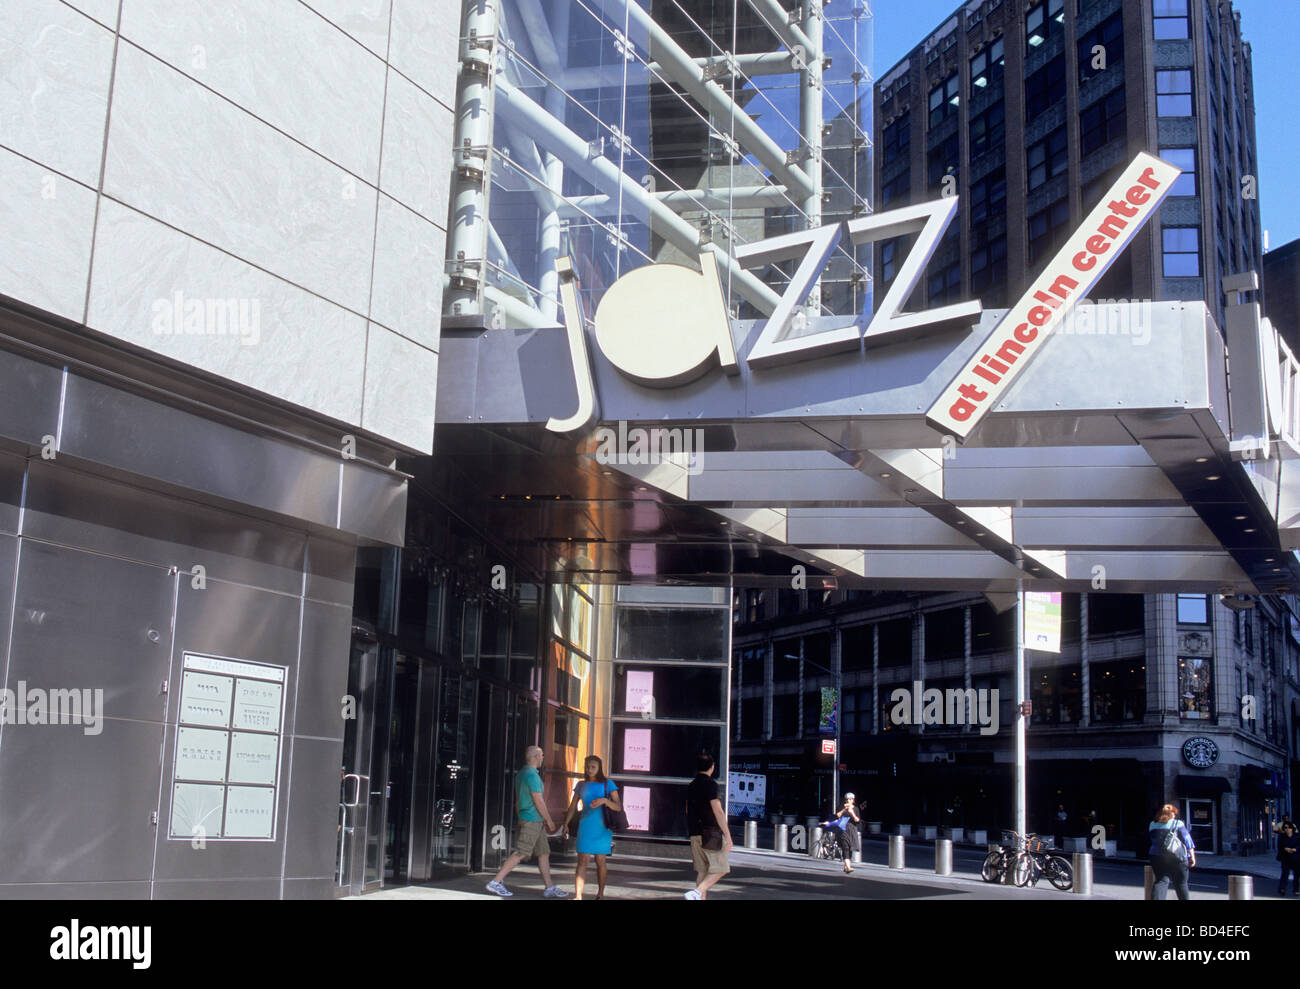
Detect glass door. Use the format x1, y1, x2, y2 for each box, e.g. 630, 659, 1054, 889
1183, 797, 1216, 854
431, 670, 477, 875
336, 625, 379, 895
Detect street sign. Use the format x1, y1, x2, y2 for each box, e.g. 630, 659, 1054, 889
821, 739, 836, 755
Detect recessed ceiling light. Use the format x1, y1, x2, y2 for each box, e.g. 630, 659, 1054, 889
1244, 528, 1256, 533
1234, 515, 1247, 520
720, 521, 729, 526
880, 472, 892, 478
1205, 475, 1221, 481
1195, 457, 1209, 463
975, 532, 986, 537
956, 520, 966, 525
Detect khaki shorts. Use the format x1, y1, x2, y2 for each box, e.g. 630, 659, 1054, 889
513, 819, 550, 859
690, 835, 730, 875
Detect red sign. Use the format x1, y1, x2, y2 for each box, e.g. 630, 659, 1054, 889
821, 739, 836, 755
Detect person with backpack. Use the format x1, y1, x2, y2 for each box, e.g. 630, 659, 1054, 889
562, 755, 622, 899
1277, 821, 1300, 896
1147, 803, 1196, 900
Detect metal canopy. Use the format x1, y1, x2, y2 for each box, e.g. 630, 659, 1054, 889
434, 300, 1300, 593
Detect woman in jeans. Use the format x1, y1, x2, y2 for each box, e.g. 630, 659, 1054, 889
1147, 803, 1196, 900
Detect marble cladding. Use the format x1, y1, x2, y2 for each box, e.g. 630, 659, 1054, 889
0, 0, 457, 452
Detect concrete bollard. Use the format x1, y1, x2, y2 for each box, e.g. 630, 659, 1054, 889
775, 823, 789, 854
889, 835, 905, 869
744, 820, 757, 849
851, 847, 862, 864
1144, 865, 1153, 900
1072, 852, 1093, 896
810, 826, 823, 856
935, 838, 952, 875
1229, 875, 1254, 900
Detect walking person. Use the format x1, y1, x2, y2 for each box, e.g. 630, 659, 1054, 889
486, 745, 568, 898
1277, 821, 1300, 896
684, 753, 732, 900
563, 755, 621, 899
1054, 804, 1068, 850
824, 793, 861, 874
1147, 803, 1196, 900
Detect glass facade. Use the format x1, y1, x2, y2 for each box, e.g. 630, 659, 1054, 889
450, 0, 873, 328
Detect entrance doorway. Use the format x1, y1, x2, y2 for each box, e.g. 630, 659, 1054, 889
1183, 797, 1216, 854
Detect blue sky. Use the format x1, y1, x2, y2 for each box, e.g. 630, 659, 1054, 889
872, 0, 1300, 249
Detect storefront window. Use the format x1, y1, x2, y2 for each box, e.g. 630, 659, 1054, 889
1178, 656, 1213, 719
1031, 665, 1082, 724
1091, 659, 1146, 722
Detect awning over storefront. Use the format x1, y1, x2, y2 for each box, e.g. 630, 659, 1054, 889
1240, 764, 1286, 796
1175, 774, 1232, 796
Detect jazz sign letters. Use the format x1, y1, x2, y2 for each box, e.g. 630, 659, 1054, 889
546, 152, 1179, 442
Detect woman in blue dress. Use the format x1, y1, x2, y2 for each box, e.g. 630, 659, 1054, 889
563, 755, 621, 899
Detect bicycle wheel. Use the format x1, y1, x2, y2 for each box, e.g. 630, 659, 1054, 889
1012, 852, 1034, 887
1044, 855, 1073, 891
980, 850, 1004, 883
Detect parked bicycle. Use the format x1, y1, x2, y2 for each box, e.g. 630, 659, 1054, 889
981, 831, 1072, 890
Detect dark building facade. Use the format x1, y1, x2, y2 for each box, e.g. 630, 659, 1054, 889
1263, 237, 1300, 354
872, 0, 1262, 329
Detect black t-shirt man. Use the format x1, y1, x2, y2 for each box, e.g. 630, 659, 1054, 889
686, 773, 720, 836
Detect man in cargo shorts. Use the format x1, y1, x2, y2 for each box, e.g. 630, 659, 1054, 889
486, 745, 568, 897
684, 753, 732, 899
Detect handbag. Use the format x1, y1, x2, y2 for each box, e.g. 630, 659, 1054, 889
601, 782, 629, 832
1158, 825, 1187, 860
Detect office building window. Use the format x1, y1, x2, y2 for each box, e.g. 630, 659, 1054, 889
927, 132, 959, 188
1079, 85, 1126, 156
969, 101, 1005, 160
970, 38, 1005, 94
1153, 0, 1190, 39
1160, 146, 1197, 195
1031, 665, 1082, 724
1027, 126, 1067, 190
1246, 673, 1256, 733
927, 259, 962, 305
1091, 659, 1146, 722
1157, 70, 1194, 116
882, 171, 911, 206
970, 235, 1007, 301
883, 112, 910, 165
929, 73, 959, 127
1078, 12, 1123, 84
1026, 0, 1064, 52
1027, 198, 1069, 263
1162, 226, 1200, 276
1176, 593, 1209, 624
1178, 657, 1213, 719
1025, 55, 1066, 122
1088, 593, 1144, 635
969, 168, 1007, 224
880, 237, 901, 284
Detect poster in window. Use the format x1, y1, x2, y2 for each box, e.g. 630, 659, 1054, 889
622, 785, 651, 831
626, 670, 655, 716
623, 728, 651, 772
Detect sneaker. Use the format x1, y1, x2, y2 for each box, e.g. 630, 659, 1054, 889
543, 885, 569, 898
486, 880, 513, 897
684, 889, 702, 900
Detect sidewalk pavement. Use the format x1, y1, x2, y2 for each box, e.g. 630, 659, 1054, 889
348, 847, 1232, 901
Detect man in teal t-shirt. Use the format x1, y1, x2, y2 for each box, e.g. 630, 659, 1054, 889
486, 745, 567, 897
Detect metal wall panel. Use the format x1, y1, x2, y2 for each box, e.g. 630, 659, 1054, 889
0, 454, 24, 536
60, 374, 341, 530
6, 541, 174, 724
152, 879, 283, 899
293, 600, 352, 741
0, 345, 62, 448
0, 535, 16, 676
0, 720, 166, 883
304, 535, 357, 607
24, 461, 308, 595
282, 735, 346, 879
340, 459, 408, 546
0, 882, 152, 900
282, 877, 334, 899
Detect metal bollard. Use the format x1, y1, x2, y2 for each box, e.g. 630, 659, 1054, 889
852, 847, 862, 864
775, 823, 789, 854
810, 826, 823, 856
1144, 865, 1154, 900
935, 838, 952, 875
889, 834, 905, 869
744, 820, 757, 849
1072, 852, 1093, 896
1229, 875, 1254, 900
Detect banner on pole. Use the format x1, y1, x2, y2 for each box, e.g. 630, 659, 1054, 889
1023, 591, 1062, 653
818, 687, 838, 735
